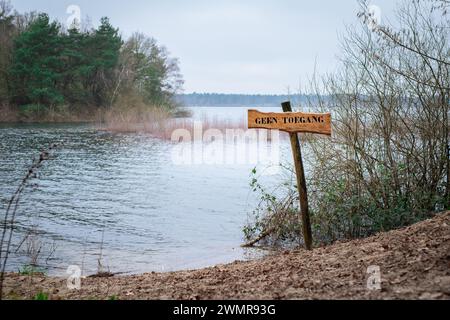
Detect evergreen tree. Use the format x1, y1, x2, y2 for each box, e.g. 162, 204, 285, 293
10, 13, 64, 106
0, 0, 15, 103
84, 17, 122, 106
59, 27, 89, 105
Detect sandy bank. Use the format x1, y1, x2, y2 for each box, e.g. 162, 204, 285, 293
3, 211, 449, 300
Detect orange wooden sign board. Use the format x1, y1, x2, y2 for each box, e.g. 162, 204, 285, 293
248, 109, 332, 136
247, 103, 332, 250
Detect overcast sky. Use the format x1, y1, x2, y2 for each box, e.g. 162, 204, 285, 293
11, 0, 399, 94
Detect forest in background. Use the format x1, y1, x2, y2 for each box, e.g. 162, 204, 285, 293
176, 93, 323, 107
0, 0, 183, 122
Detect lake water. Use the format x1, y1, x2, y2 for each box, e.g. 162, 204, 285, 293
0, 106, 294, 276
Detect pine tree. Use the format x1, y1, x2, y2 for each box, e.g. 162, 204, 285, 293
10, 13, 64, 106
59, 27, 88, 105
84, 17, 122, 106
0, 0, 15, 103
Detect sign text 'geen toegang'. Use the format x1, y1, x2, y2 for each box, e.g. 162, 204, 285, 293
248, 110, 332, 135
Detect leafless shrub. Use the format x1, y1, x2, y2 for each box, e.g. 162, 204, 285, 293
0, 144, 57, 299
245, 0, 449, 247
307, 0, 449, 242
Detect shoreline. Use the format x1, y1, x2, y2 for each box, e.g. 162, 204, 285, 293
3, 211, 449, 300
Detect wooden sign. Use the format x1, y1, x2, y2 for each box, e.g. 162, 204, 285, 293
247, 102, 332, 251
248, 109, 332, 135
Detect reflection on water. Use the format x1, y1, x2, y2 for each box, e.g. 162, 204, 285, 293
0, 107, 290, 275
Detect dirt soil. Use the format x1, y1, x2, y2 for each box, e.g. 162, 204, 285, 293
3, 211, 450, 300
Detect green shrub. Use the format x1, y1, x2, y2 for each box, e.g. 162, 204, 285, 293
244, 161, 445, 247
18, 265, 46, 276
33, 292, 49, 300
243, 168, 302, 247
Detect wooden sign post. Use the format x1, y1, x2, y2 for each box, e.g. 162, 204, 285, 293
248, 102, 332, 250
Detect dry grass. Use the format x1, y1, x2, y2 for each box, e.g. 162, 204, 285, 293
99, 106, 170, 134
0, 105, 19, 122
100, 106, 251, 140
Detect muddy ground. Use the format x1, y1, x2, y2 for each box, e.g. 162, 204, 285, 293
3, 211, 449, 300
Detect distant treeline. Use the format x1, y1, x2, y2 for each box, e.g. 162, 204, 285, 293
0, 0, 183, 119
176, 93, 322, 107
